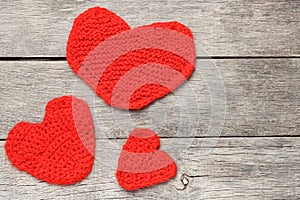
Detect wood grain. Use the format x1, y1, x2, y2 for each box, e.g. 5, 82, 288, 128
0, 137, 299, 199
0, 0, 299, 57
0, 59, 299, 139
0, 0, 299, 199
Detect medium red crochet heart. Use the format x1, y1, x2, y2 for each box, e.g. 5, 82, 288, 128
5, 96, 95, 185
116, 128, 177, 190
67, 7, 196, 110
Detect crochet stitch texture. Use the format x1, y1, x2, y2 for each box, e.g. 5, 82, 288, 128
116, 128, 177, 190
5, 96, 95, 185
67, 7, 196, 110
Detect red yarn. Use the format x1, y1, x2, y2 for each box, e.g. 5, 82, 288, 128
67, 7, 196, 110
116, 128, 177, 190
5, 96, 95, 185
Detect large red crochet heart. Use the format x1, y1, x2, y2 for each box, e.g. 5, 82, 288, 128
116, 128, 177, 190
5, 96, 95, 185
67, 7, 196, 110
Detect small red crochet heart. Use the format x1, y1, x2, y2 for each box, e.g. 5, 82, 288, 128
5, 96, 95, 185
116, 128, 177, 190
67, 7, 196, 110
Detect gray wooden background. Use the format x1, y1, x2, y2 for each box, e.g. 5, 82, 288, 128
0, 0, 299, 199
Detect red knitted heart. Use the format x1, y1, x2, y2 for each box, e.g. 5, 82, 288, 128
116, 128, 177, 190
5, 96, 95, 185
67, 7, 196, 110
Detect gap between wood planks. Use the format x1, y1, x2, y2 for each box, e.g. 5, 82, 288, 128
1, 135, 300, 142
0, 56, 299, 61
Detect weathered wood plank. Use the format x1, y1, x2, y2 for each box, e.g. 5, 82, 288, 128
0, 137, 299, 199
0, 59, 299, 139
0, 0, 299, 57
